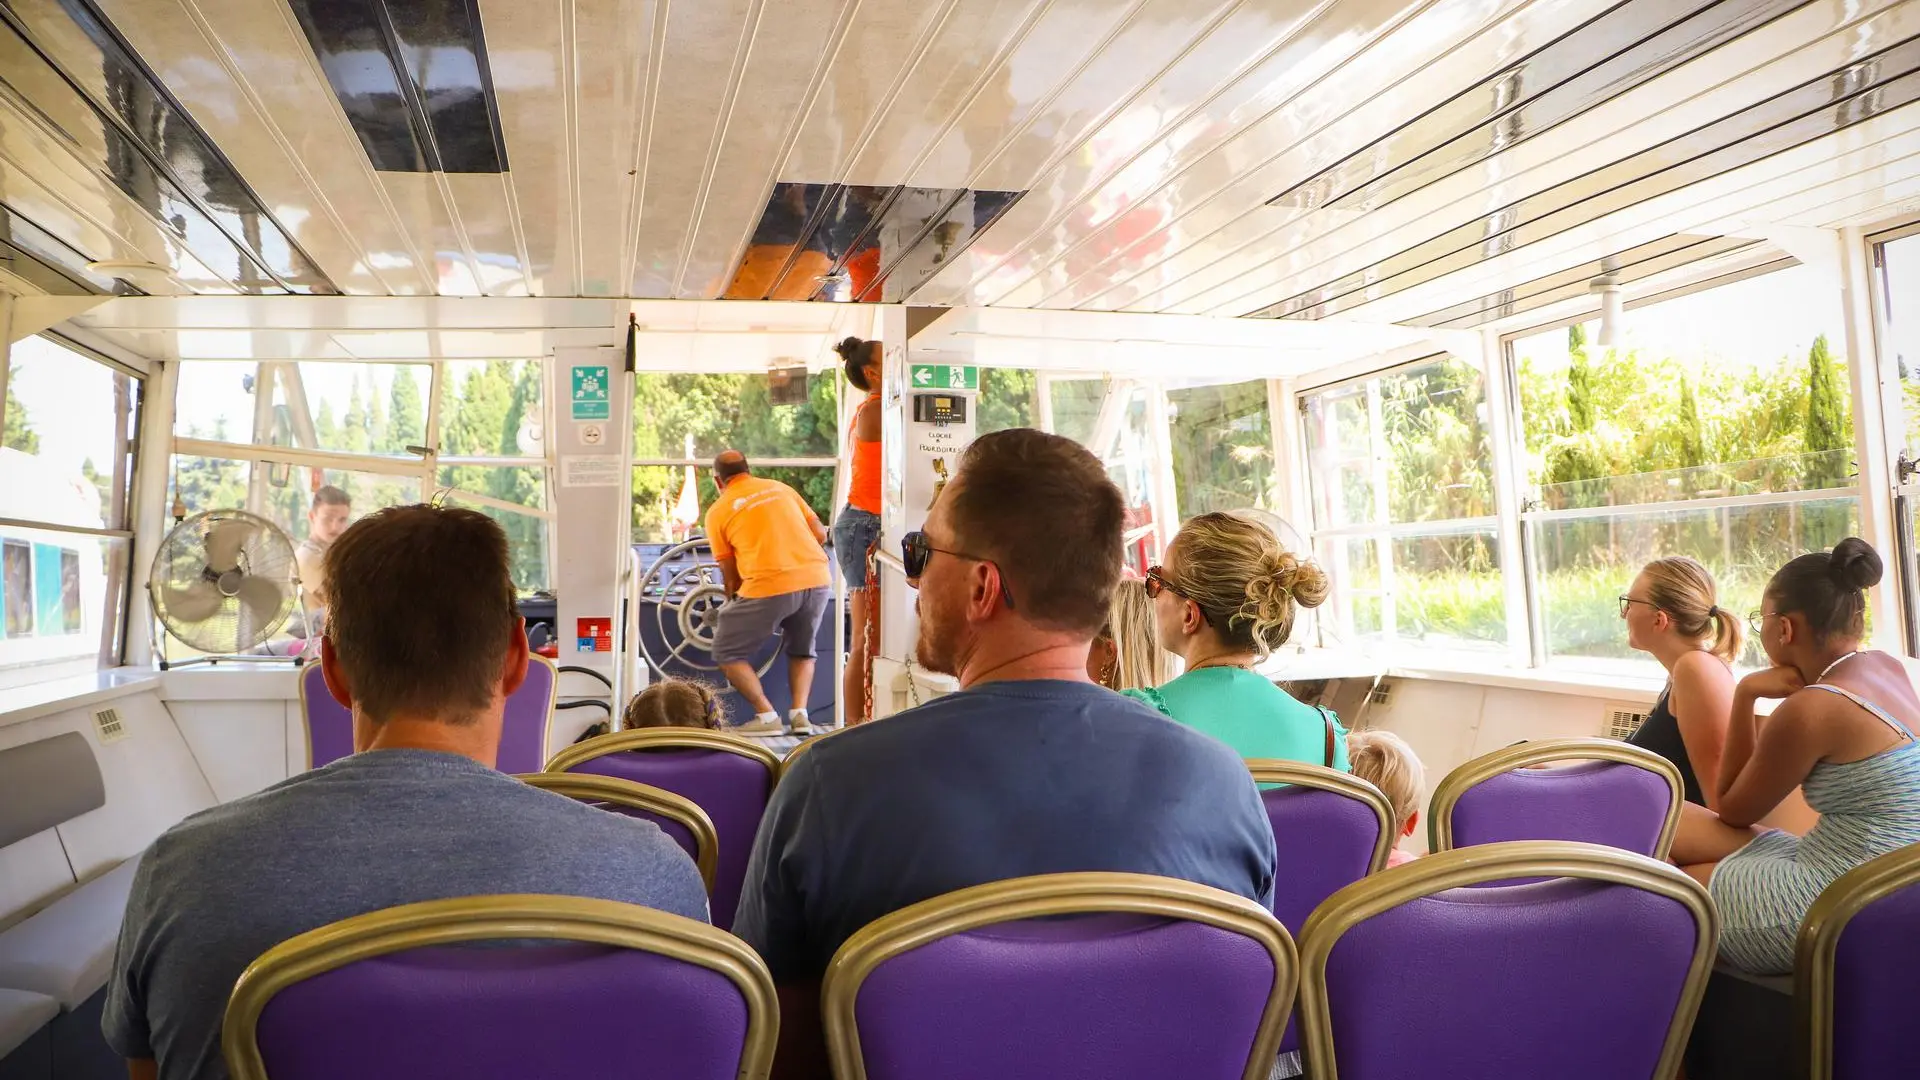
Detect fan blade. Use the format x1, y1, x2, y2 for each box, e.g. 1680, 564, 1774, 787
162, 581, 225, 623
204, 519, 253, 573
235, 575, 289, 635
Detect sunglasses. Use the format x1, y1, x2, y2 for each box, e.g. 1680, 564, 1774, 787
1144, 566, 1187, 601
901, 530, 1016, 609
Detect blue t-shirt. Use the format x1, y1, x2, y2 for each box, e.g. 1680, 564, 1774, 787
733, 680, 1276, 982
103, 749, 709, 1080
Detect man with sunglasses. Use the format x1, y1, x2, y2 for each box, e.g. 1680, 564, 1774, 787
734, 429, 1275, 1078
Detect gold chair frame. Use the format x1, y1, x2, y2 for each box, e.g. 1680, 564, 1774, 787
514, 773, 720, 893
298, 653, 559, 772
1296, 840, 1717, 1080
1796, 842, 1920, 1080
1427, 737, 1684, 859
545, 726, 781, 779
222, 893, 778, 1080
1245, 759, 1396, 875
821, 872, 1297, 1080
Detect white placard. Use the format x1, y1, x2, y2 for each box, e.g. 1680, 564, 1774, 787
560, 455, 622, 488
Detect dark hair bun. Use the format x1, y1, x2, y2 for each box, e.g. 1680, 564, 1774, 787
1829, 537, 1884, 590
833, 336, 867, 363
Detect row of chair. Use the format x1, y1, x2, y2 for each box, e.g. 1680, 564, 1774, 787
215, 844, 1727, 1080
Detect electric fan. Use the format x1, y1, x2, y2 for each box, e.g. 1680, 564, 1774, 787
148, 510, 299, 668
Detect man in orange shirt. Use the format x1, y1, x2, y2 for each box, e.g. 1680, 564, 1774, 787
705, 450, 832, 734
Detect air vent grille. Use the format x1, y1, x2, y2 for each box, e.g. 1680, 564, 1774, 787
1604, 703, 1651, 741
1366, 680, 1393, 707
93, 707, 127, 744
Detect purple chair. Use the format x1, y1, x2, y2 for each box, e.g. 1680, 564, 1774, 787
1428, 738, 1684, 860
299, 655, 556, 772
1296, 840, 1716, 1080
1797, 842, 1920, 1080
545, 729, 779, 931
1246, 760, 1393, 1058
220, 894, 776, 1080
514, 772, 719, 894
822, 872, 1296, 1080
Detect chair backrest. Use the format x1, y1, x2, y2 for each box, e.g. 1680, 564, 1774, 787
298, 661, 354, 770
545, 730, 779, 931
222, 894, 775, 1080
822, 872, 1295, 1080
497, 655, 557, 774
1245, 761, 1393, 1057
514, 773, 719, 893
299, 655, 557, 773
1797, 843, 1920, 1080
1296, 840, 1715, 1080
1428, 738, 1683, 859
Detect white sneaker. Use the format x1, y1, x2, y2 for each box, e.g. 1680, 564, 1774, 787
789, 710, 813, 735
733, 712, 785, 735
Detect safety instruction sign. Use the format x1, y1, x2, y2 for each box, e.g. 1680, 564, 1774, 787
570, 364, 611, 421
577, 617, 612, 653
909, 364, 978, 390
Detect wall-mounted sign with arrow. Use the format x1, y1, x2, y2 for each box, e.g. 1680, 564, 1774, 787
908, 363, 979, 390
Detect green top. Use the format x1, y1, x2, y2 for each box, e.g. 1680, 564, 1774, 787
1125, 667, 1351, 771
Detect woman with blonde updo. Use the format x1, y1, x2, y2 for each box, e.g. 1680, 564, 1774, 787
1619, 556, 1744, 807
1127, 512, 1348, 769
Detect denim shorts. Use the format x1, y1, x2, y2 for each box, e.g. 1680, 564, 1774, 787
832, 506, 882, 588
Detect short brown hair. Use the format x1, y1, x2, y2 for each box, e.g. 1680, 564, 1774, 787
313, 484, 349, 508
946, 428, 1124, 634
325, 505, 519, 724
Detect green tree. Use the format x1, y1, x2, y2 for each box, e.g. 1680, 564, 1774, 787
1804, 333, 1849, 488
340, 379, 369, 453
316, 401, 338, 447
976, 368, 1036, 434
4, 379, 39, 453
387, 371, 423, 453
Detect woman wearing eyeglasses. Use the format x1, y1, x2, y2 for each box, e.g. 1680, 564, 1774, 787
1619, 556, 1743, 808
1129, 512, 1348, 770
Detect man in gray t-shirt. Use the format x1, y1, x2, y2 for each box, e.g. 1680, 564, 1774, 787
104, 506, 708, 1080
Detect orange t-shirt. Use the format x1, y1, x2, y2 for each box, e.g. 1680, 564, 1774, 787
705, 475, 830, 598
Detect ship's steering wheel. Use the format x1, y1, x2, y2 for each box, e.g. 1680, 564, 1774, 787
634, 538, 777, 682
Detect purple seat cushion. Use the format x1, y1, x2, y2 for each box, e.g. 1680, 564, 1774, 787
1450, 761, 1671, 857
301, 664, 354, 770
255, 943, 749, 1080
1831, 876, 1920, 1080
853, 914, 1276, 1080
569, 749, 773, 931
1322, 878, 1698, 1080
1262, 784, 1382, 1054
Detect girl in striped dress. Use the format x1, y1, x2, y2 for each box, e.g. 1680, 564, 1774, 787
1671, 538, 1920, 973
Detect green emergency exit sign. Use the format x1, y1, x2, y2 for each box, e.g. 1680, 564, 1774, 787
909, 364, 978, 390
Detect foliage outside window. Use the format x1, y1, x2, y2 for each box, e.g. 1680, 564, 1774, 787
1169, 379, 1276, 520
1, 336, 141, 678
1513, 264, 1856, 667
1303, 356, 1503, 649
975, 368, 1038, 434
631, 372, 838, 545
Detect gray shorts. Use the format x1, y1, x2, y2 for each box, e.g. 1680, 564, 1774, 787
712, 587, 829, 664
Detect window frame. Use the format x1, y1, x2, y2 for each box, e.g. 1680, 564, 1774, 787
0, 331, 145, 673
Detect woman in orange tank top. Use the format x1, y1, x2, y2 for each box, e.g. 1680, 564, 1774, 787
832, 337, 884, 725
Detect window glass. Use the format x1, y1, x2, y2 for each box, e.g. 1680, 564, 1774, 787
444, 494, 550, 595
174, 361, 432, 458
632, 372, 835, 459
1047, 378, 1107, 443
168, 456, 422, 548
3, 337, 138, 530
440, 360, 545, 458
1301, 357, 1500, 649
1513, 264, 1854, 665
632, 465, 836, 547
1168, 379, 1275, 519
1875, 231, 1920, 454
975, 368, 1038, 435
0, 526, 128, 677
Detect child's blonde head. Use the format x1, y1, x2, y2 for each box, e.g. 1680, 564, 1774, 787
622, 678, 722, 730
1347, 728, 1426, 837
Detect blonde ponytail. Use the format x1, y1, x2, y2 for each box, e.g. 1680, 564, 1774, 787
1641, 556, 1742, 662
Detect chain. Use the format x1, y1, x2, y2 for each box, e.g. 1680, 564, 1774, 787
861, 539, 879, 725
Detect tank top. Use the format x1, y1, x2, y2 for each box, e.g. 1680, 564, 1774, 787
1628, 688, 1706, 806
847, 391, 881, 514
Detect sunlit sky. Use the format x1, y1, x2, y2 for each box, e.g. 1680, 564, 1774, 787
172, 361, 432, 443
